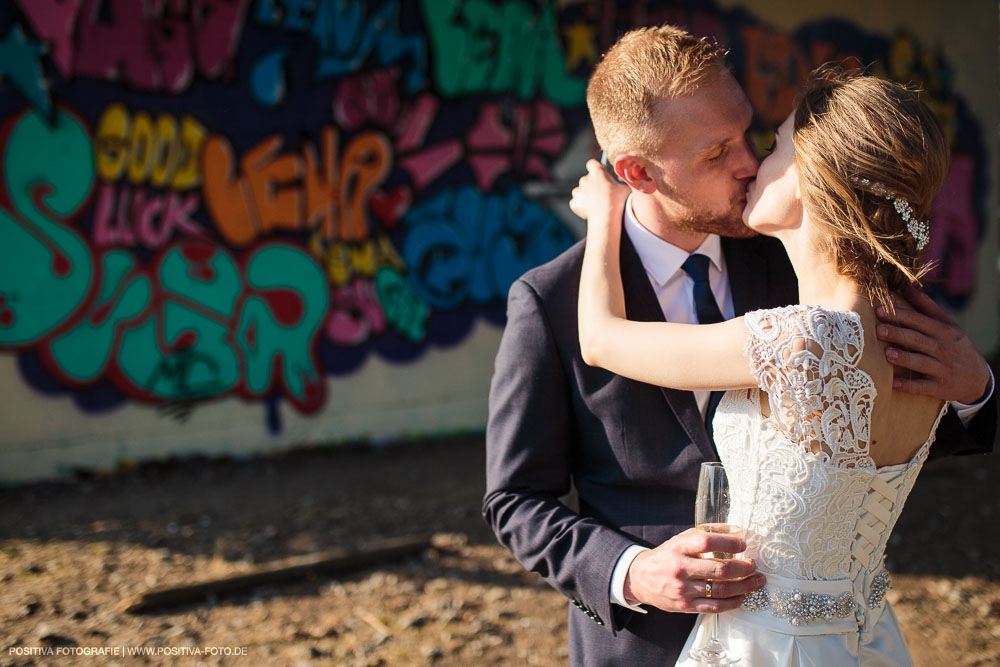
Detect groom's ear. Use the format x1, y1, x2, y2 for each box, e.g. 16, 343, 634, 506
614, 154, 657, 194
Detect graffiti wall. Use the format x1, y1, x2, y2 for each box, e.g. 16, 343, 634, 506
0, 1, 995, 480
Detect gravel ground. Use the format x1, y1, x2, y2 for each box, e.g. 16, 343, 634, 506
0, 434, 998, 666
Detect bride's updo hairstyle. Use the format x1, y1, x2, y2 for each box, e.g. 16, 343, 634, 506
791, 67, 949, 311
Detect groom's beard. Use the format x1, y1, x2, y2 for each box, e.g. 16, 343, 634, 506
674, 194, 757, 239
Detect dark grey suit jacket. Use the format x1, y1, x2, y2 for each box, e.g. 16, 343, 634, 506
482, 229, 996, 666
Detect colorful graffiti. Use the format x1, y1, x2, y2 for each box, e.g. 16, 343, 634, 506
0, 1, 989, 431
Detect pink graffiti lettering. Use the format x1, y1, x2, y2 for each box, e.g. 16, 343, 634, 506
92, 184, 205, 250
16, 0, 250, 93
326, 278, 386, 346
462, 100, 566, 191
927, 154, 979, 299
333, 69, 401, 131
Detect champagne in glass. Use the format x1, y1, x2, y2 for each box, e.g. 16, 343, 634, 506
697, 523, 743, 560
688, 462, 740, 665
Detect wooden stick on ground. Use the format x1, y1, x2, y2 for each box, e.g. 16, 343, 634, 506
125, 534, 431, 613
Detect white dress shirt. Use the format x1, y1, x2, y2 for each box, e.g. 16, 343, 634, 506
608, 195, 994, 612
622, 196, 734, 417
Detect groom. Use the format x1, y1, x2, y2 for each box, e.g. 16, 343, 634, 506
483, 25, 996, 666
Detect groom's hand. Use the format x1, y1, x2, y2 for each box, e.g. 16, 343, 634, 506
876, 285, 991, 404
622, 528, 765, 614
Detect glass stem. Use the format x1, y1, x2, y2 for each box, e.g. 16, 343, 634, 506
709, 610, 721, 645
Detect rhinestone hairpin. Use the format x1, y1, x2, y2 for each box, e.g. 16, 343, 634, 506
850, 177, 930, 251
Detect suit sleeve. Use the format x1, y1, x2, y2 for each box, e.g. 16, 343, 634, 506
927, 386, 997, 462
482, 278, 637, 634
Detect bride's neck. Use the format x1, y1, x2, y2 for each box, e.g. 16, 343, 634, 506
779, 223, 863, 312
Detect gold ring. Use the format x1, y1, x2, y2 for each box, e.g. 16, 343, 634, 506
705, 581, 713, 599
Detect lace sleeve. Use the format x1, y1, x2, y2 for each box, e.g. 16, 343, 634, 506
743, 306, 875, 467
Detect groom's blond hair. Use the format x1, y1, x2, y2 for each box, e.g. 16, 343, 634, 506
587, 25, 728, 162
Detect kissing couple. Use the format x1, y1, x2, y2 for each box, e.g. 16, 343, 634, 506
485, 24, 996, 666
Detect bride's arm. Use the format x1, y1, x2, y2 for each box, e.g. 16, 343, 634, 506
574, 159, 755, 391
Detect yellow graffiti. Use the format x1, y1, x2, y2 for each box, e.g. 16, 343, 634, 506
310, 233, 406, 287
95, 103, 206, 190
881, 31, 958, 146
562, 20, 597, 70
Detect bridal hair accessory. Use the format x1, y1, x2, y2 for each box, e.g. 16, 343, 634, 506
850, 177, 930, 251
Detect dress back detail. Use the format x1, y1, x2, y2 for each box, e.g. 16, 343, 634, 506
713, 305, 946, 630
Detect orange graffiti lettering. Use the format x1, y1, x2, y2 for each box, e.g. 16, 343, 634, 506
202, 127, 391, 246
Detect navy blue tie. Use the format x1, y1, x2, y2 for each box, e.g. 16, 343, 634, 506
681, 254, 723, 325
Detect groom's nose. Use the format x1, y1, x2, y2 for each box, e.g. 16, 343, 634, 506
734, 135, 760, 180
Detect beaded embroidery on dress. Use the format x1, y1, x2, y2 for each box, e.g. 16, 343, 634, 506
677, 305, 947, 666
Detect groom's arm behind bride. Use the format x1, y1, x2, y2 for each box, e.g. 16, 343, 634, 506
875, 284, 997, 460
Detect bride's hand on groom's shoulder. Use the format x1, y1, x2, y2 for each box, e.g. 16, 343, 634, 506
622, 528, 766, 615
569, 159, 628, 223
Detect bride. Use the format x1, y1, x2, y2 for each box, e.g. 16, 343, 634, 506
575, 70, 952, 665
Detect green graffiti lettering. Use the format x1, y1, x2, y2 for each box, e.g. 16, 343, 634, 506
375, 266, 428, 343
420, 0, 585, 106
47, 251, 151, 382
0, 109, 94, 346
235, 245, 328, 408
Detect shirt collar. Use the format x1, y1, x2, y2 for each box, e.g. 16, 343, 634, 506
623, 194, 724, 286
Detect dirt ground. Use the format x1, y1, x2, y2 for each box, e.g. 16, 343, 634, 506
1, 434, 998, 666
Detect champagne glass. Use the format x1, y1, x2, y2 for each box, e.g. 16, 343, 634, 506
688, 462, 741, 665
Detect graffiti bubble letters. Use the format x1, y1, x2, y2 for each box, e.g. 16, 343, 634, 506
739, 25, 851, 125
375, 266, 428, 343
420, 0, 586, 107
92, 184, 206, 250
95, 104, 206, 190
254, 0, 427, 93
326, 266, 428, 345
0, 108, 95, 347
402, 187, 573, 309
43, 242, 329, 411
327, 277, 386, 346
16, 0, 250, 93
202, 127, 392, 246
310, 234, 405, 287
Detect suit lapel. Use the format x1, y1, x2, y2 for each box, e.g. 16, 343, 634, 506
620, 227, 716, 461
722, 237, 768, 316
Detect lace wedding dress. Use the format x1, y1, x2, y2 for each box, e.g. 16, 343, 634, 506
677, 305, 946, 666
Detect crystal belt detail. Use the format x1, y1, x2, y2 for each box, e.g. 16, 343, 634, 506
741, 569, 891, 627
866, 569, 891, 610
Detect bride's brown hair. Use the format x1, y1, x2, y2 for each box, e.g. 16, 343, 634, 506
791, 67, 949, 311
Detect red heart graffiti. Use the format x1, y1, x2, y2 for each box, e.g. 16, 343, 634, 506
369, 186, 412, 227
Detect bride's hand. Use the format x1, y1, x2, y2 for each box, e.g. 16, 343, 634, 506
569, 159, 629, 222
